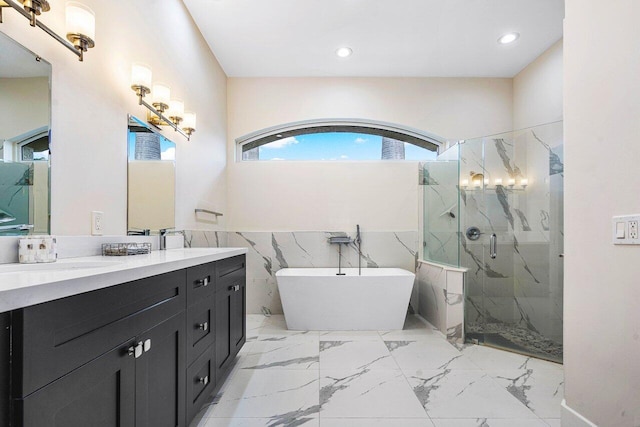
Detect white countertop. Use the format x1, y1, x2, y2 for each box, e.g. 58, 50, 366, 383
0, 248, 247, 312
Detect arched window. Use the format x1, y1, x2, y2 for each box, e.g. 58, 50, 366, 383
236, 118, 445, 161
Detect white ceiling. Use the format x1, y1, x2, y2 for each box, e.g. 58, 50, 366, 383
183, 0, 564, 78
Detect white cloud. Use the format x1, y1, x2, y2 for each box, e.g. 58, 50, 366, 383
263, 136, 299, 149
354, 137, 367, 144
161, 147, 176, 160
340, 155, 349, 159
269, 157, 285, 161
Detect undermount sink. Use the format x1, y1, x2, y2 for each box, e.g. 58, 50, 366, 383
0, 260, 122, 274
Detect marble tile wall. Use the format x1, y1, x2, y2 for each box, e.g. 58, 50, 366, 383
421, 121, 563, 355
416, 260, 465, 343
458, 122, 564, 352
184, 230, 420, 315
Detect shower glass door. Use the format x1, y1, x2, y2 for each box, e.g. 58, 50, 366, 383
462, 122, 564, 363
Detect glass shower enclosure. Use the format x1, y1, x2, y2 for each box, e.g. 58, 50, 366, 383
422, 121, 564, 363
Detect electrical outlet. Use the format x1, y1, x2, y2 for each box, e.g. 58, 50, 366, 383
91, 211, 104, 236
630, 221, 638, 239
613, 215, 640, 244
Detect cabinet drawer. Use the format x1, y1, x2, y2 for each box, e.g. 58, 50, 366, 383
12, 269, 186, 397
186, 295, 215, 366
16, 339, 136, 427
186, 262, 215, 305
186, 345, 215, 425
215, 255, 245, 292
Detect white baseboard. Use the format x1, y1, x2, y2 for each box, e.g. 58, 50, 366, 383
562, 399, 599, 427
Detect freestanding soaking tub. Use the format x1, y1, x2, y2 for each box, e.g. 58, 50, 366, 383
275, 268, 415, 330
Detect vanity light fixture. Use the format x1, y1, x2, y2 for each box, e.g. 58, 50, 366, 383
0, 0, 95, 61
130, 64, 195, 140
182, 112, 197, 137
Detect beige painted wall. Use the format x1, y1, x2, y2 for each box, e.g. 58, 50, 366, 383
227, 77, 513, 231
1, 1, 227, 235
513, 39, 563, 130
564, 1, 640, 425
0, 77, 49, 141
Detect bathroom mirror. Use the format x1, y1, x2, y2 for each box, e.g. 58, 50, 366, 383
0, 31, 52, 236
127, 115, 176, 232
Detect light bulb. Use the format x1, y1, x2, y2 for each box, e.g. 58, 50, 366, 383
498, 32, 520, 44
151, 83, 170, 111
131, 63, 152, 92
168, 99, 184, 123
66, 2, 95, 42
183, 112, 196, 130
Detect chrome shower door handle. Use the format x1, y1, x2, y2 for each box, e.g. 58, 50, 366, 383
490, 233, 497, 259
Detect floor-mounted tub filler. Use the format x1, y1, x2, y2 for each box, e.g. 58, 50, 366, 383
275, 268, 415, 330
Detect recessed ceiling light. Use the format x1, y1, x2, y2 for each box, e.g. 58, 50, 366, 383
498, 32, 520, 44
336, 47, 353, 58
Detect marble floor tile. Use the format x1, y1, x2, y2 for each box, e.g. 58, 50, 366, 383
487, 369, 564, 419
319, 340, 399, 371
460, 345, 563, 371
238, 341, 319, 370
319, 330, 384, 342
385, 340, 479, 370
246, 314, 268, 340
321, 418, 435, 426
257, 330, 321, 343
379, 316, 441, 341
405, 370, 538, 419
431, 419, 550, 427
205, 370, 319, 419
320, 369, 428, 418
196, 416, 319, 426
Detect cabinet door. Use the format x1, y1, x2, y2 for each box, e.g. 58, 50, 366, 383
18, 341, 136, 427
135, 312, 186, 427
230, 279, 246, 355
0, 312, 9, 427
214, 287, 232, 379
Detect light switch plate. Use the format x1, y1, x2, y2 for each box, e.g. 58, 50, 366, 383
613, 215, 640, 245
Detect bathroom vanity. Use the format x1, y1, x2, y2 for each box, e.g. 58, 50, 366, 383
0, 248, 247, 427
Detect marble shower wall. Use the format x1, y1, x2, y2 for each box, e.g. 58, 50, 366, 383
421, 157, 460, 267
416, 260, 465, 343
184, 230, 420, 315
458, 121, 564, 345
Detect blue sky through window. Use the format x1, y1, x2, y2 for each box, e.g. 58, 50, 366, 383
257, 132, 437, 161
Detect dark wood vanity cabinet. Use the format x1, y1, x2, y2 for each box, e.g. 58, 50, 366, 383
214, 255, 247, 381
1, 254, 246, 427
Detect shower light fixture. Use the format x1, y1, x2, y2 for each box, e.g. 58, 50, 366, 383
130, 64, 196, 140
0, 0, 95, 61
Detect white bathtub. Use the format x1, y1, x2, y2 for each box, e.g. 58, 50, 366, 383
275, 268, 415, 330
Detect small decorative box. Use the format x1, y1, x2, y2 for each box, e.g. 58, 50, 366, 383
19, 235, 58, 264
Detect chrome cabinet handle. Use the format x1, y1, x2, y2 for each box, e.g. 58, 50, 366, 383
228, 284, 240, 292
198, 375, 209, 385
144, 339, 151, 353
196, 277, 209, 287
128, 342, 143, 358
197, 322, 208, 331
490, 233, 497, 259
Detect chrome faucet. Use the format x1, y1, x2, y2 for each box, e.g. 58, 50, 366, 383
159, 228, 169, 250
159, 229, 185, 250
127, 228, 150, 236
0, 224, 34, 231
